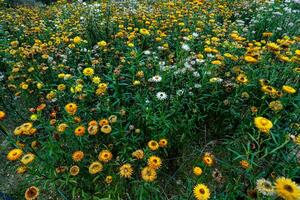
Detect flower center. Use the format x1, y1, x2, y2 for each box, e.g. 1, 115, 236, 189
199, 188, 205, 194
284, 185, 293, 192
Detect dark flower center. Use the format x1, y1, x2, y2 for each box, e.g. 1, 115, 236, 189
199, 188, 205, 194
284, 185, 293, 193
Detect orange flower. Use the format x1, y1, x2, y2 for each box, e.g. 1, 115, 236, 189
36, 103, 46, 111
72, 151, 84, 162
99, 119, 109, 126
202, 152, 215, 166
159, 139, 168, 147
240, 160, 250, 169
74, 126, 85, 136
7, 149, 23, 161
89, 120, 98, 126
0, 111, 6, 120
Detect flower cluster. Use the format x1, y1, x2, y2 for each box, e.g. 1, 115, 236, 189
1, 0, 299, 199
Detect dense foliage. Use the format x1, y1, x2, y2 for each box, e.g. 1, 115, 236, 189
0, 0, 300, 199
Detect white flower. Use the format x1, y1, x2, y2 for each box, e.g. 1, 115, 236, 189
184, 62, 191, 68
181, 43, 190, 51
149, 75, 162, 82
256, 178, 275, 196
156, 92, 168, 100
159, 61, 165, 66
196, 59, 205, 63
193, 71, 200, 77
144, 50, 151, 55
207, 53, 214, 58
192, 32, 199, 37
194, 84, 202, 88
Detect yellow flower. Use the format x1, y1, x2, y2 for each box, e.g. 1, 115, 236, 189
92, 76, 101, 84
282, 85, 296, 94
275, 177, 300, 200
57, 123, 68, 132
147, 156, 162, 170
269, 100, 283, 111
30, 114, 38, 121
294, 135, 300, 145
98, 150, 113, 163
10, 40, 19, 48
244, 55, 258, 63
254, 117, 273, 134
262, 32, 273, 37
21, 153, 35, 165
193, 184, 211, 200
132, 149, 144, 159
73, 36, 82, 44
119, 163, 133, 178
101, 125, 112, 134
83, 67, 94, 76
97, 40, 107, 47
267, 42, 280, 51
65, 103, 77, 115
193, 167, 203, 176
7, 149, 23, 161
236, 74, 248, 84
140, 28, 150, 35
148, 140, 159, 151
261, 85, 277, 96
36, 82, 43, 89
127, 42, 134, 47
16, 166, 27, 174
133, 80, 141, 86
211, 60, 222, 65
105, 176, 113, 184
57, 84, 66, 91
89, 161, 103, 174
141, 166, 157, 182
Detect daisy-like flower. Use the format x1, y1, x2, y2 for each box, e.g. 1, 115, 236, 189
275, 177, 300, 200
156, 92, 167, 100
193, 183, 211, 200
149, 75, 162, 82
256, 178, 275, 196
141, 166, 157, 182
119, 163, 133, 178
